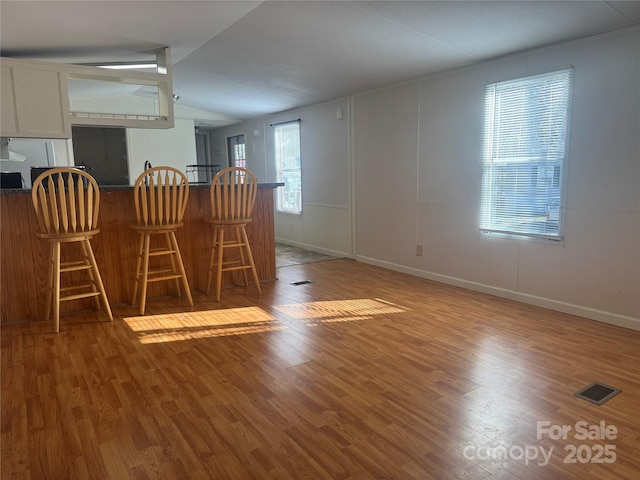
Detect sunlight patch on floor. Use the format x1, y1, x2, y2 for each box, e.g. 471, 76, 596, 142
124, 307, 282, 343
124, 299, 406, 343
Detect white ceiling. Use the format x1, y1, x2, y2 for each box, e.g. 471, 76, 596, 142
2, 1, 639, 126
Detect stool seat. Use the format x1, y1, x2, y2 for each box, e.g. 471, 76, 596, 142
131, 166, 193, 315
31, 167, 113, 333
36, 228, 100, 240
130, 223, 184, 233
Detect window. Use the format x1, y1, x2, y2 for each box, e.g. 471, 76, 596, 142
227, 134, 246, 168
480, 68, 573, 239
274, 121, 302, 214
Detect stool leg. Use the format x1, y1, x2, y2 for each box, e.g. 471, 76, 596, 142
83, 239, 113, 322
53, 242, 61, 333
139, 234, 151, 315
241, 227, 261, 295
215, 227, 225, 302
169, 231, 193, 307
235, 226, 249, 287
44, 243, 55, 322
207, 226, 219, 293
132, 234, 144, 306
165, 232, 181, 296
80, 239, 101, 310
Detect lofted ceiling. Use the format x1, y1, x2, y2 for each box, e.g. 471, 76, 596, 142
1, 1, 640, 127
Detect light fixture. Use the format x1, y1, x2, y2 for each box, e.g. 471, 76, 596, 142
173, 94, 180, 102
95, 63, 157, 70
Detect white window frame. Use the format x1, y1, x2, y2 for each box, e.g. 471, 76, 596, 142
274, 121, 302, 214
480, 68, 573, 240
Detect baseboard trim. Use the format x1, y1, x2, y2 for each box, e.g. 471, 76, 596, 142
356, 255, 640, 332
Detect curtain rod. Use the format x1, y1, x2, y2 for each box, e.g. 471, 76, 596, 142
269, 119, 301, 127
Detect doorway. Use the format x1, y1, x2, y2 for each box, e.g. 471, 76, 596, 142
227, 134, 246, 168
195, 131, 210, 166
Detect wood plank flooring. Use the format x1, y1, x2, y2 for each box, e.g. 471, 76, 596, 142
2, 258, 639, 479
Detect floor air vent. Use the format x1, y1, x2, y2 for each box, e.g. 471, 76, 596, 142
574, 382, 621, 405
290, 280, 313, 286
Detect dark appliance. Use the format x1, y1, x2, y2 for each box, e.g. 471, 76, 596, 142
0, 172, 23, 189
30, 166, 88, 191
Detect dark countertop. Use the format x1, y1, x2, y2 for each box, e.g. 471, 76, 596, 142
0, 182, 284, 195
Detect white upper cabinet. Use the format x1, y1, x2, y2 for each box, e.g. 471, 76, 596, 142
1, 59, 71, 138
1, 48, 174, 139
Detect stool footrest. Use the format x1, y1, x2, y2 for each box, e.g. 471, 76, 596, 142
60, 291, 101, 302
220, 242, 246, 249
138, 273, 184, 283
146, 248, 176, 257
219, 265, 252, 273
60, 261, 93, 273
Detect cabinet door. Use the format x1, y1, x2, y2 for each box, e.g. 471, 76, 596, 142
1, 65, 18, 134
1, 62, 71, 138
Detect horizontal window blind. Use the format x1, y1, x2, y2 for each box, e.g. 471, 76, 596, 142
480, 68, 573, 239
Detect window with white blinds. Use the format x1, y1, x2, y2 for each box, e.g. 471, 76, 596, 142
480, 68, 573, 239
274, 121, 302, 214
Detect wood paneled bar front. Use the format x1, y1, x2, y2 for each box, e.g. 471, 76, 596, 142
0, 183, 281, 324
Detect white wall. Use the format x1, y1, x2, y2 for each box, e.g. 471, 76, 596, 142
209, 27, 639, 329
354, 82, 420, 264
354, 27, 639, 329
1, 138, 73, 187
209, 117, 269, 178
127, 118, 197, 183
211, 98, 352, 257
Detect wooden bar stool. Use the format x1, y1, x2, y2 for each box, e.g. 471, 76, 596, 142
206, 167, 261, 301
31, 167, 113, 333
131, 166, 193, 315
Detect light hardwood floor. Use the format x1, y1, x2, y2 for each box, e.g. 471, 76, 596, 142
2, 258, 639, 479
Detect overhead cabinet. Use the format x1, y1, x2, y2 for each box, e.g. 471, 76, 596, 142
1, 48, 174, 138
67, 48, 174, 130
1, 59, 71, 138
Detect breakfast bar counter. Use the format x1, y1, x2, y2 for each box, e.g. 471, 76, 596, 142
0, 183, 282, 324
